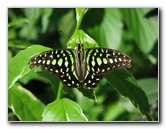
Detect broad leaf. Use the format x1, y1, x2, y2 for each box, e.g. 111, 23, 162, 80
8, 83, 45, 121
105, 69, 151, 120
138, 78, 158, 104
120, 8, 158, 54
83, 8, 123, 49
42, 98, 88, 121
8, 45, 51, 89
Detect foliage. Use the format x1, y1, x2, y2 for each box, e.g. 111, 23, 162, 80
8, 8, 158, 121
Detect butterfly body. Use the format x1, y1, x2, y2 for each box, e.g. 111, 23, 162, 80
74, 43, 87, 83
29, 43, 132, 89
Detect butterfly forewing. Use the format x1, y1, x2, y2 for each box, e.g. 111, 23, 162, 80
29, 49, 80, 88
83, 48, 132, 89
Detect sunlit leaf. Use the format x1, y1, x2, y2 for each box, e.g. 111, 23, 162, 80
42, 98, 88, 121
8, 45, 51, 88
67, 29, 99, 48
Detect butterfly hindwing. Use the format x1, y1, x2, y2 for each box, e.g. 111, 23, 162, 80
83, 73, 103, 89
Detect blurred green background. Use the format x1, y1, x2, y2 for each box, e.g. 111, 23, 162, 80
8, 8, 158, 121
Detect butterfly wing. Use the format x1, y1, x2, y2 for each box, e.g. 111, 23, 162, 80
83, 48, 132, 89
29, 49, 80, 88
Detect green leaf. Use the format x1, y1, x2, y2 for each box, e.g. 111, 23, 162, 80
76, 8, 88, 22
105, 69, 151, 120
19, 67, 42, 85
75, 8, 89, 30
58, 9, 76, 45
42, 8, 53, 33
138, 78, 158, 104
83, 8, 123, 49
8, 83, 45, 121
103, 102, 126, 121
42, 98, 88, 121
121, 8, 158, 54
67, 29, 99, 48
21, 8, 42, 40
77, 87, 96, 101
8, 40, 32, 49
8, 45, 51, 88
8, 18, 29, 27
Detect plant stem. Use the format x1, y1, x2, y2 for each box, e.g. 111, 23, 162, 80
56, 82, 63, 100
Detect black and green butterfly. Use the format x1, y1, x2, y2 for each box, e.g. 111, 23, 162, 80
29, 43, 132, 89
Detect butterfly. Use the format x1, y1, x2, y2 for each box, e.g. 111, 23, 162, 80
29, 43, 132, 89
